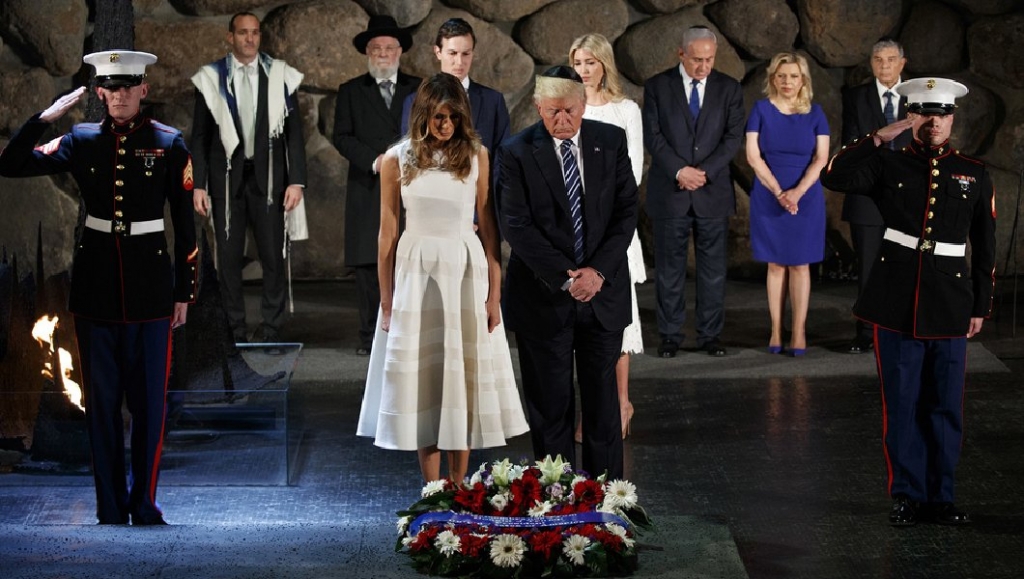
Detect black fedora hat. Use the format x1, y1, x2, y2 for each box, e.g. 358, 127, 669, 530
353, 15, 413, 55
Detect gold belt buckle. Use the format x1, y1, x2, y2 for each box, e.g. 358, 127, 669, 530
919, 239, 934, 252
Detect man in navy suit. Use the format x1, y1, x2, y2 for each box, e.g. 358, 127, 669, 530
401, 18, 510, 160
643, 26, 744, 358
495, 66, 637, 479
839, 37, 911, 354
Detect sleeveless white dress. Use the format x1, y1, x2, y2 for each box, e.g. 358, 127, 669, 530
357, 141, 529, 451
583, 99, 647, 354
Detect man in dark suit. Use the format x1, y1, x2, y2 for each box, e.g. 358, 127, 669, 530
334, 15, 421, 356
822, 78, 995, 527
400, 18, 510, 160
643, 26, 744, 358
839, 37, 911, 354
190, 12, 307, 344
0, 51, 197, 525
495, 66, 637, 479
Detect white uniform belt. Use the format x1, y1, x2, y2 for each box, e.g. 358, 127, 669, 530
883, 228, 966, 257
84, 215, 164, 236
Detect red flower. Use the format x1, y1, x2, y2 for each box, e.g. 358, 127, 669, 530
595, 529, 624, 553
573, 479, 605, 509
454, 482, 487, 512
509, 476, 543, 516
409, 526, 439, 552
528, 529, 563, 560
460, 533, 490, 558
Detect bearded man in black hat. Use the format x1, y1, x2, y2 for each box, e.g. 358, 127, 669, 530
333, 15, 421, 356
0, 50, 197, 525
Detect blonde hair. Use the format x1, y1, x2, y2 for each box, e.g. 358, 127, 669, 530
763, 52, 813, 114
533, 75, 585, 103
568, 33, 625, 103
404, 73, 480, 185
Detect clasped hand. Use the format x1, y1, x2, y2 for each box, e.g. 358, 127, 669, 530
776, 189, 801, 215
567, 267, 603, 303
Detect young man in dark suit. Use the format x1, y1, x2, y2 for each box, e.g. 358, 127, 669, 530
839, 37, 911, 353
643, 26, 744, 359
190, 12, 307, 344
495, 66, 637, 480
334, 15, 421, 356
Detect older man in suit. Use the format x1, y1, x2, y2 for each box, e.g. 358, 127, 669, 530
495, 66, 637, 479
643, 26, 744, 359
334, 15, 421, 355
840, 37, 911, 354
191, 11, 307, 344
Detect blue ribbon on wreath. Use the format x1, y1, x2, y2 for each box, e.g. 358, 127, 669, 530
409, 511, 630, 536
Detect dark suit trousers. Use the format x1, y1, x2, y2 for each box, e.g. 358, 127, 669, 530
875, 327, 966, 504
353, 265, 380, 349
212, 163, 286, 337
652, 214, 728, 346
851, 224, 884, 341
75, 316, 171, 524
516, 301, 624, 480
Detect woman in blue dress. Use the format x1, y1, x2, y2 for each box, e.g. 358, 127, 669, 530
746, 52, 830, 356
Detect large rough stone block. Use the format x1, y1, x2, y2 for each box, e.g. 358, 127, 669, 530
968, 13, 1024, 89
615, 8, 744, 87
0, 0, 87, 76
707, 0, 799, 60
941, 0, 1021, 15
990, 166, 1024, 277
517, 0, 630, 65
443, 0, 557, 22
261, 0, 370, 92
949, 79, 998, 157
134, 18, 231, 103
982, 94, 1024, 173
797, 0, 901, 67
0, 68, 55, 135
900, 1, 964, 74
633, 0, 706, 14
0, 173, 79, 278
352, 0, 430, 27
290, 138, 348, 278
166, 0, 268, 16
404, 8, 534, 97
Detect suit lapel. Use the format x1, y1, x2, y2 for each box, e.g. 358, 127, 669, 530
468, 82, 484, 131
361, 74, 397, 129
866, 87, 887, 127
580, 124, 604, 249
531, 124, 571, 218
672, 67, 696, 132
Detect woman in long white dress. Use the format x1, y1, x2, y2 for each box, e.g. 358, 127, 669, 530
570, 33, 646, 441
356, 73, 528, 483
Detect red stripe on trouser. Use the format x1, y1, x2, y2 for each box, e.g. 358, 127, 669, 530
872, 324, 895, 496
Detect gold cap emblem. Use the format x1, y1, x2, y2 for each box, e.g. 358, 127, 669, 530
926, 79, 936, 90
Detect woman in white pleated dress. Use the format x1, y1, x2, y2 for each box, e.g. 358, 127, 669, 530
356, 73, 528, 483
570, 33, 646, 442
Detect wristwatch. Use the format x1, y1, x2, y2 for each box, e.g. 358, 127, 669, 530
560, 277, 574, 292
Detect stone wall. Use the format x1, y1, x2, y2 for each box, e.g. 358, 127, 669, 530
1, 0, 1022, 280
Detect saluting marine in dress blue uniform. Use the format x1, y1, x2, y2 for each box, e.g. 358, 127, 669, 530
821, 78, 995, 527
0, 51, 197, 525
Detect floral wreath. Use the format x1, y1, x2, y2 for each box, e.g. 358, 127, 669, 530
396, 455, 653, 577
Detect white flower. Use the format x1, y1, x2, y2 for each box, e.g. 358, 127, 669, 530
435, 530, 462, 557
509, 464, 526, 482
401, 535, 415, 548
489, 492, 508, 511
469, 462, 487, 485
535, 455, 568, 485
421, 480, 446, 498
562, 534, 591, 566
570, 475, 587, 488
605, 523, 635, 548
602, 480, 638, 510
491, 459, 513, 487
490, 534, 526, 568
396, 516, 412, 535
528, 500, 552, 517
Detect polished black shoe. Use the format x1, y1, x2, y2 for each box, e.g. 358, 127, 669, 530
888, 495, 918, 527
847, 337, 874, 354
250, 325, 281, 343
703, 340, 727, 357
355, 346, 371, 356
657, 340, 678, 358
925, 502, 972, 526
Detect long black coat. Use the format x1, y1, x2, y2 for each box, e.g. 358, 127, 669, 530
333, 72, 421, 267
0, 114, 198, 322
821, 136, 996, 337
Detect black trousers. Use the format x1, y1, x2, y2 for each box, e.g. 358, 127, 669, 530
850, 224, 884, 341
353, 265, 380, 349
516, 302, 624, 480
212, 163, 286, 338
75, 316, 171, 524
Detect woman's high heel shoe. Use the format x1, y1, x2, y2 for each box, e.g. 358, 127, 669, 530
789, 347, 806, 357
768, 344, 783, 354
621, 403, 634, 440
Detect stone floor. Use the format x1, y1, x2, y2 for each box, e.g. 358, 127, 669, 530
1, 276, 1023, 578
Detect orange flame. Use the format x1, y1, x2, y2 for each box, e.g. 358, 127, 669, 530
32, 315, 85, 413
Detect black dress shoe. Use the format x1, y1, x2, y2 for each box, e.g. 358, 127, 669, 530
703, 340, 727, 357
657, 340, 678, 358
355, 346, 371, 356
889, 495, 918, 527
847, 337, 873, 354
250, 325, 281, 343
925, 502, 971, 525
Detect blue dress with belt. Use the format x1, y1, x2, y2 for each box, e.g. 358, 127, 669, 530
747, 98, 829, 265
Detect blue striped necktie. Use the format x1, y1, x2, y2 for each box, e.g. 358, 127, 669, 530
883, 91, 896, 150
689, 79, 701, 121
560, 140, 585, 265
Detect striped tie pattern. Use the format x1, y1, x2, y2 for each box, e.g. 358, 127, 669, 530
561, 140, 585, 265
883, 91, 896, 150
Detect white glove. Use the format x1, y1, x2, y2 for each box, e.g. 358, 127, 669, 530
40, 86, 87, 123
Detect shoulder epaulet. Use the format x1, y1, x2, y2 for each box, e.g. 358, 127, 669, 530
952, 149, 985, 166
148, 119, 180, 135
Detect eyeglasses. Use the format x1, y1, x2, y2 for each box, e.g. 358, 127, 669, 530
368, 45, 401, 56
